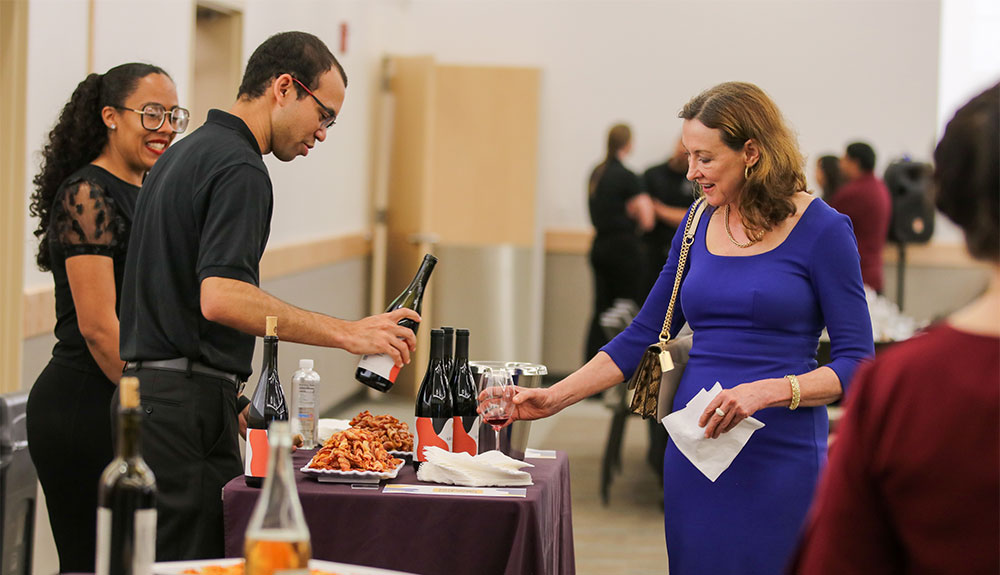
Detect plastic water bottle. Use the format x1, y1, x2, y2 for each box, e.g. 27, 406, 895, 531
291, 359, 320, 449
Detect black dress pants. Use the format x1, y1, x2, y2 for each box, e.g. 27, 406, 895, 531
586, 234, 648, 361
115, 366, 243, 561
26, 360, 115, 574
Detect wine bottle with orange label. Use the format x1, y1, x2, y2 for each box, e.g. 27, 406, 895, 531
245, 316, 288, 487
414, 329, 452, 467
450, 329, 479, 455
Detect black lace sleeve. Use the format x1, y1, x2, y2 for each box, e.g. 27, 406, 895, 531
49, 178, 126, 258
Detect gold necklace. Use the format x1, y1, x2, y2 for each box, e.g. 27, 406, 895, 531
724, 205, 762, 248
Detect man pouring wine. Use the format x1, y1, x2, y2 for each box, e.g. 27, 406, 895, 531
118, 31, 418, 561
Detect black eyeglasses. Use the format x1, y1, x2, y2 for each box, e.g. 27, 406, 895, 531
115, 103, 190, 133
291, 76, 337, 130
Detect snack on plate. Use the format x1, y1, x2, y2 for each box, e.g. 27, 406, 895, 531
349, 410, 414, 452
181, 564, 342, 575
306, 428, 401, 472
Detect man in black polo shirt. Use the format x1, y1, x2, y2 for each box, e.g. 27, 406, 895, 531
119, 31, 418, 560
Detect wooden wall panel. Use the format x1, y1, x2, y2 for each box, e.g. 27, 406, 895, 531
429, 66, 539, 246
2, 0, 28, 393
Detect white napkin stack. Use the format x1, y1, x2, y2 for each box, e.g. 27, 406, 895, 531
416, 446, 534, 487
662, 382, 765, 482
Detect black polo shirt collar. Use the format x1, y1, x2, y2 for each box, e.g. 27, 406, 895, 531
206, 109, 262, 157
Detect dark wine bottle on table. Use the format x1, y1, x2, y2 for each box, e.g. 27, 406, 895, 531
414, 329, 453, 467
450, 329, 479, 455
441, 326, 456, 384
245, 316, 288, 487
96, 377, 156, 575
356, 254, 438, 392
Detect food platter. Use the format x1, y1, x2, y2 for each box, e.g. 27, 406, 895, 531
300, 458, 405, 484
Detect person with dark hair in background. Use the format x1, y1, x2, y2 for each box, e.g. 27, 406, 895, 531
585, 123, 654, 362
25, 63, 185, 573
510, 82, 873, 573
815, 154, 843, 203
641, 137, 696, 294
790, 82, 999, 575
831, 141, 891, 293
119, 31, 419, 560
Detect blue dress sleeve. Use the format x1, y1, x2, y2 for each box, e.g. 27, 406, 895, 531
808, 209, 875, 394
600, 203, 696, 381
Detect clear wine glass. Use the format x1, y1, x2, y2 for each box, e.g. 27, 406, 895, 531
477, 367, 515, 451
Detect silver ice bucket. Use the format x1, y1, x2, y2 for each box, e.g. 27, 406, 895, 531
469, 361, 547, 460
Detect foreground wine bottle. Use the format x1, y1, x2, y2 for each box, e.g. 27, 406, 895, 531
414, 329, 453, 466
245, 316, 288, 487
450, 329, 480, 455
244, 421, 311, 575
356, 254, 438, 392
96, 377, 156, 575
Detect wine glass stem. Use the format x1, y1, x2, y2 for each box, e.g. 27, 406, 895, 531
494, 428, 501, 451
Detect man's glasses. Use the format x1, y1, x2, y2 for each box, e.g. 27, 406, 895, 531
291, 76, 337, 130
115, 103, 190, 133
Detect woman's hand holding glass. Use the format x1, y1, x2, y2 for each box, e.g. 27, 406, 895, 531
476, 367, 516, 449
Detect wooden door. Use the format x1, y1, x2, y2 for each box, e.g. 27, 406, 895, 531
377, 56, 540, 397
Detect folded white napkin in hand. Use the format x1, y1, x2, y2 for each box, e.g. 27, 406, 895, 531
662, 382, 765, 482
416, 446, 534, 487
316, 418, 352, 445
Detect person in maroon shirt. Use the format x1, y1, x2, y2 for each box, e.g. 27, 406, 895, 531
830, 142, 892, 292
790, 83, 1000, 574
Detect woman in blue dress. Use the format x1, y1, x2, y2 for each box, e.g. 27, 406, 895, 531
511, 82, 873, 573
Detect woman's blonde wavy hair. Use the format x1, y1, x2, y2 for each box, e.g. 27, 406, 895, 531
679, 82, 807, 234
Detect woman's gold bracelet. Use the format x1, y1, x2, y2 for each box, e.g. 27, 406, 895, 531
785, 374, 801, 410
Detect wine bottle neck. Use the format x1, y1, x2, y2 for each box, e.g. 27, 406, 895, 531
262, 335, 279, 370
455, 334, 469, 360
117, 408, 143, 459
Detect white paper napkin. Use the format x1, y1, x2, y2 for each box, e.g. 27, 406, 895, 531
416, 446, 534, 487
316, 418, 352, 444
662, 382, 765, 482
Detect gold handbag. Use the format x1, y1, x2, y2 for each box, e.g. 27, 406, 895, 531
628, 197, 706, 420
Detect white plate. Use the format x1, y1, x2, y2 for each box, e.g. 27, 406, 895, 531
300, 458, 405, 482
386, 450, 413, 458
152, 557, 415, 575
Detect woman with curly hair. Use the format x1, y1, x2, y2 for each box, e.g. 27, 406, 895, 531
509, 82, 874, 572
26, 62, 187, 573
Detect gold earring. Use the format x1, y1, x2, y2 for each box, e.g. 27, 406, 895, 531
744, 165, 751, 179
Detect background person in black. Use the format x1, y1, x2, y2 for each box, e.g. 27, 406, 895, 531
585, 123, 653, 363
118, 31, 419, 561
24, 63, 183, 573
641, 137, 695, 294
638, 137, 694, 479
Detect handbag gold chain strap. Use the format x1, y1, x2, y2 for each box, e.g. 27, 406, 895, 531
658, 197, 706, 344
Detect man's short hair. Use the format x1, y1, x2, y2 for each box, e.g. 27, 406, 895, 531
237, 31, 347, 100
845, 142, 877, 173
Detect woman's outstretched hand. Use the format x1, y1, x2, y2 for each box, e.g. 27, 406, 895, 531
510, 386, 563, 422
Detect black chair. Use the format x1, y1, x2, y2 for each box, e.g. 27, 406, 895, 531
0, 392, 35, 575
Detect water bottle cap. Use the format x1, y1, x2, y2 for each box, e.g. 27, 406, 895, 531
299, 359, 314, 370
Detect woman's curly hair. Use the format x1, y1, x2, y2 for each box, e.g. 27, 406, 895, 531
29, 62, 167, 271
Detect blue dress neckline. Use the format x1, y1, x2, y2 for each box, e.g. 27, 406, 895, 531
703, 197, 819, 259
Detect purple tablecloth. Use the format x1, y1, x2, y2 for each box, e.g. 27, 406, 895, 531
222, 451, 575, 575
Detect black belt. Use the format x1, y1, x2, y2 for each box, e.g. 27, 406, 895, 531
124, 358, 246, 394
